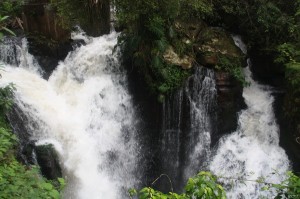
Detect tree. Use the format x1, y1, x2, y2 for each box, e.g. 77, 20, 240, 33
50, 0, 110, 36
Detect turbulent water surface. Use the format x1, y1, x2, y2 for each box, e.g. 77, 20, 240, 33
209, 36, 290, 198
0, 32, 140, 199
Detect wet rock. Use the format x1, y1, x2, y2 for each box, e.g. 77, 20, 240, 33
163, 46, 194, 69
194, 27, 244, 68
214, 71, 245, 144
27, 38, 84, 79
35, 144, 62, 180
273, 89, 300, 172
248, 51, 285, 86
7, 106, 62, 179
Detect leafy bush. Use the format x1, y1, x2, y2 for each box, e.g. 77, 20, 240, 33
50, 0, 110, 36
129, 171, 226, 199
0, 15, 16, 39
0, 0, 22, 17
130, 171, 300, 199
215, 55, 247, 86
0, 83, 15, 111
270, 171, 300, 198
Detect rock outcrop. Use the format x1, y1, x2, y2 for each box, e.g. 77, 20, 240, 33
215, 71, 245, 143
35, 144, 62, 180
195, 27, 243, 68
163, 46, 193, 69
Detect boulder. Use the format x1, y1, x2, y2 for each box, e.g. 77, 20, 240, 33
163, 46, 194, 69
194, 27, 244, 68
35, 144, 62, 180
174, 19, 207, 41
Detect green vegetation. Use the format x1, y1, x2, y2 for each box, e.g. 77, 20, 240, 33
268, 171, 300, 198
215, 55, 246, 85
0, 83, 65, 199
0, 15, 15, 38
0, 0, 22, 18
211, 0, 297, 50
0, 21, 65, 198
129, 171, 226, 199
115, 0, 217, 97
50, 0, 110, 36
130, 171, 300, 199
0, 0, 22, 32
0, 85, 65, 199
275, 42, 300, 120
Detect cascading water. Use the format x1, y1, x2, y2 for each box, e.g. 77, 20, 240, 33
160, 66, 217, 190
0, 32, 141, 199
209, 36, 290, 198
0, 37, 43, 73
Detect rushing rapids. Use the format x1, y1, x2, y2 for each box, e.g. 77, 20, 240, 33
209, 36, 290, 198
0, 33, 141, 199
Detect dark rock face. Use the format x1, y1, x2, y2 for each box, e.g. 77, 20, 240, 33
214, 71, 245, 145
249, 50, 285, 87
27, 38, 76, 79
124, 60, 162, 188
274, 91, 300, 172
8, 106, 62, 180
194, 27, 244, 68
22, 0, 70, 78
35, 144, 62, 180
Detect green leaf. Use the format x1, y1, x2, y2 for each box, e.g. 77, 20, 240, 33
2, 27, 15, 36
0, 16, 9, 21
49, 190, 60, 199
42, 183, 53, 191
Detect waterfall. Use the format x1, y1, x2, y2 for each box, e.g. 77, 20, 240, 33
0, 37, 43, 74
160, 66, 217, 190
0, 32, 141, 199
209, 36, 290, 198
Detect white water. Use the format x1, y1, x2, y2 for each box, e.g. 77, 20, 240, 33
183, 67, 216, 179
0, 37, 43, 73
160, 66, 216, 189
209, 37, 290, 198
0, 32, 140, 199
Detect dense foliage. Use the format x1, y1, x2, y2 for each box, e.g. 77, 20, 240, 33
129, 172, 226, 199
50, 0, 110, 36
0, 15, 15, 38
0, 0, 22, 18
131, 171, 300, 199
270, 171, 300, 198
0, 0, 22, 31
211, 0, 299, 50
276, 42, 300, 121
